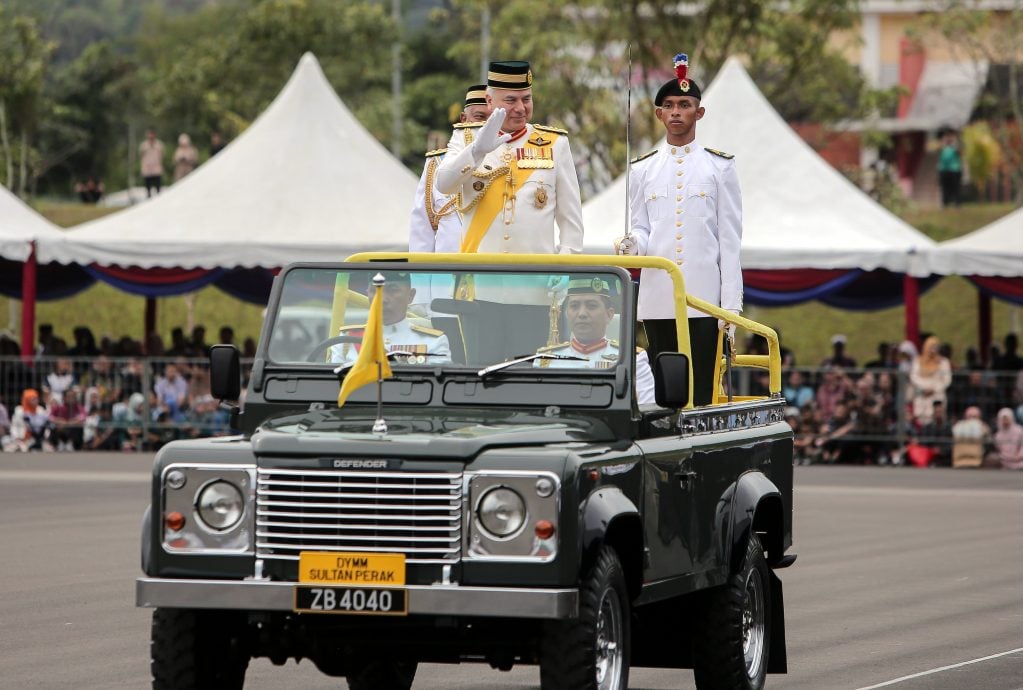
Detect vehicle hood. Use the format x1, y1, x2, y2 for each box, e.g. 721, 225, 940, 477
250, 409, 618, 459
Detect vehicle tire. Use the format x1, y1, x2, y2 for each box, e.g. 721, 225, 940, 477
693, 532, 771, 690
540, 546, 630, 690
345, 658, 417, 690
151, 608, 249, 689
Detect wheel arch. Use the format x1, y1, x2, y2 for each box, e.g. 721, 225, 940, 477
579, 486, 643, 601
719, 470, 785, 573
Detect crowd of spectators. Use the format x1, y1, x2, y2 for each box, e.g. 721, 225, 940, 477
779, 331, 1023, 469
0, 324, 253, 453
1, 323, 1022, 469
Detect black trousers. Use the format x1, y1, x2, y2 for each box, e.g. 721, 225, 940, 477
938, 171, 961, 207
643, 317, 720, 406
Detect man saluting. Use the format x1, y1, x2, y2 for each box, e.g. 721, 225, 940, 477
435, 60, 584, 255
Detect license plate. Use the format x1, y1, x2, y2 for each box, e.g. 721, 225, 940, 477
294, 585, 407, 615
298, 551, 405, 586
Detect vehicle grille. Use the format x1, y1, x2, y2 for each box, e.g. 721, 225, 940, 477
256, 468, 462, 564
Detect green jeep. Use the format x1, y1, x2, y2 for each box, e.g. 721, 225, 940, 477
137, 254, 795, 689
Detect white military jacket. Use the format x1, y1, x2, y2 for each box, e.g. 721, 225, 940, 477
629, 139, 743, 320
409, 149, 462, 254
435, 123, 584, 255
330, 319, 451, 365
537, 338, 656, 405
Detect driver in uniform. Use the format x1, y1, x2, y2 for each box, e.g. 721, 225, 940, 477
330, 272, 451, 365
536, 277, 656, 404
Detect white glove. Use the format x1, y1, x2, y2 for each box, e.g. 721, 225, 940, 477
718, 309, 739, 341
470, 108, 511, 166
615, 235, 638, 256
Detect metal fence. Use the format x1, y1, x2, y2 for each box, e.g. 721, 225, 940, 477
1, 356, 1021, 465
0, 356, 251, 452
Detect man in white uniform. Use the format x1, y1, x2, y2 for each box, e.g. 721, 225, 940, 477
409, 84, 491, 255
435, 60, 584, 256
330, 272, 451, 365
621, 53, 743, 406
536, 278, 655, 405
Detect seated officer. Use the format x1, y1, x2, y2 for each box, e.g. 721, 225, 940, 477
330, 272, 452, 364
537, 278, 655, 404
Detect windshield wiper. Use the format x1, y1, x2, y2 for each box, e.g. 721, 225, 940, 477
477, 352, 585, 379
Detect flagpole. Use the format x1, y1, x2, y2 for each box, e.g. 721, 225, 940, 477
371, 273, 388, 435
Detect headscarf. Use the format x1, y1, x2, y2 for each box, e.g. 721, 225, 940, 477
21, 388, 40, 413
994, 408, 1023, 463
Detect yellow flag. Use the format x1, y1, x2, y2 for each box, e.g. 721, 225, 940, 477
337, 281, 392, 407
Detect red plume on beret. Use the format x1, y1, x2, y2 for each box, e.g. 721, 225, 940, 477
673, 53, 689, 90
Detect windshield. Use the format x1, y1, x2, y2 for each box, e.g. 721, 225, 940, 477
267, 266, 628, 372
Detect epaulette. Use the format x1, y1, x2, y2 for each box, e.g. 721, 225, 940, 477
453, 122, 484, 129
705, 147, 734, 159
635, 346, 645, 354
630, 150, 657, 164
411, 324, 444, 337
601, 353, 618, 362
609, 339, 619, 348
340, 324, 365, 330
425, 148, 447, 158
537, 341, 569, 353
535, 124, 568, 135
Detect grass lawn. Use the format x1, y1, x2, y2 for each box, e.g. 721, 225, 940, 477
1, 200, 1019, 364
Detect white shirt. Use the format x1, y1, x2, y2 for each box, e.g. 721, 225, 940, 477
537, 339, 656, 405
435, 124, 584, 255
629, 139, 743, 319
329, 319, 451, 365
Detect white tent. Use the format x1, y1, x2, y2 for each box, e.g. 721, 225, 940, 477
39, 53, 418, 269
0, 184, 64, 262
583, 57, 935, 277
930, 207, 1023, 277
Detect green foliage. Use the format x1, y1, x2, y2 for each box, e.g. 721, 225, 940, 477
962, 122, 1002, 189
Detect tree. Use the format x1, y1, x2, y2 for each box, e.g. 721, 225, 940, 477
917, 1, 1023, 204
0, 8, 55, 195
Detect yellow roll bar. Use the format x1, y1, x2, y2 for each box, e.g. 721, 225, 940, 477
344, 252, 781, 405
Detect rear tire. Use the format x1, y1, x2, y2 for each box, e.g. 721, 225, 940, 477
151, 608, 249, 689
345, 658, 417, 690
540, 546, 630, 690
693, 533, 770, 690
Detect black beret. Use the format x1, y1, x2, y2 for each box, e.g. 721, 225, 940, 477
654, 77, 702, 106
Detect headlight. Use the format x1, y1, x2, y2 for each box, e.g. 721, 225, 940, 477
196, 480, 244, 531
477, 487, 526, 538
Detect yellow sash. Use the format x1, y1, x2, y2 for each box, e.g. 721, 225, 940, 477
460, 131, 559, 253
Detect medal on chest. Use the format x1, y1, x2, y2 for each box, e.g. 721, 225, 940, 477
534, 182, 549, 209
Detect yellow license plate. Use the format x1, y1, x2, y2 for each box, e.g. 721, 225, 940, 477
298, 551, 406, 586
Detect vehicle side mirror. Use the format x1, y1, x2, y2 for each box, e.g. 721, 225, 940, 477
210, 344, 241, 401
653, 352, 690, 408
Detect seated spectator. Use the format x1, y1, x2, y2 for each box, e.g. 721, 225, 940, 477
951, 406, 990, 468
783, 370, 815, 410
948, 369, 998, 421
10, 389, 51, 452
84, 403, 120, 451
815, 401, 856, 463
154, 363, 189, 423
916, 400, 953, 467
852, 372, 893, 464
49, 388, 87, 451
863, 342, 891, 370
910, 336, 952, 426
45, 357, 76, 401
816, 366, 853, 422
821, 334, 856, 368
995, 333, 1023, 371
74, 175, 105, 203
112, 392, 147, 451
989, 408, 1023, 470
0, 401, 10, 450
896, 340, 918, 374
792, 404, 822, 465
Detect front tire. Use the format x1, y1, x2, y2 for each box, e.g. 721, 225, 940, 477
693, 532, 771, 690
540, 546, 631, 690
345, 658, 417, 690
151, 608, 249, 689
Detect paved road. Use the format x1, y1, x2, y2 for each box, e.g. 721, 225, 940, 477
2, 454, 1022, 689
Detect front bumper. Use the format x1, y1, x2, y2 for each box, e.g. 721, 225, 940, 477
136, 578, 578, 619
